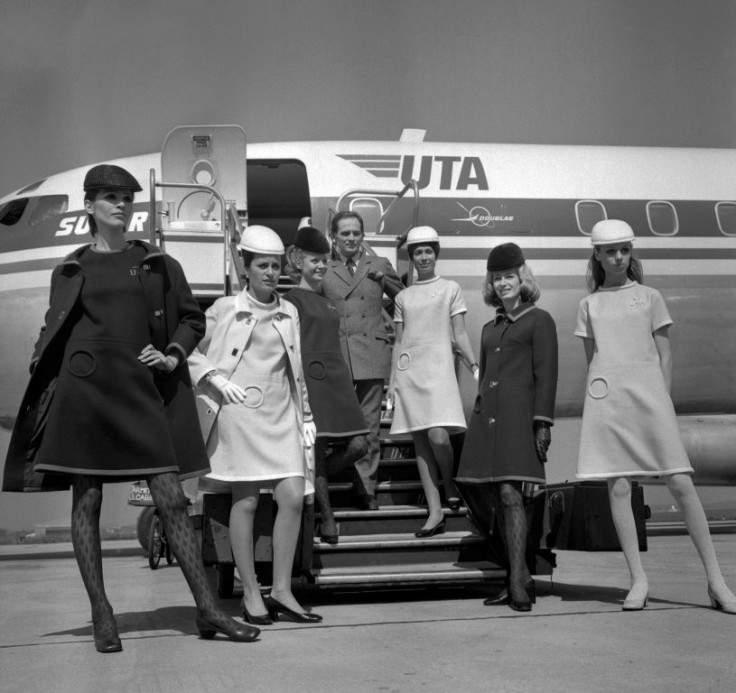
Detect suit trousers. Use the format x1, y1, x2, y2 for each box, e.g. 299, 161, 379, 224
353, 379, 384, 497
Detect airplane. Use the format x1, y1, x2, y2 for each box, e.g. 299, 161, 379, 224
1, 125, 735, 491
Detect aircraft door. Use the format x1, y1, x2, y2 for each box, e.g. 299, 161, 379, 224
161, 125, 247, 228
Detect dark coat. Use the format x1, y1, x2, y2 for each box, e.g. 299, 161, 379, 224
456, 303, 558, 485
2, 241, 207, 492
321, 253, 403, 381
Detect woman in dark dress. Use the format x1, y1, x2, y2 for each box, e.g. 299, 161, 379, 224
284, 226, 369, 544
2, 165, 258, 652
455, 243, 558, 612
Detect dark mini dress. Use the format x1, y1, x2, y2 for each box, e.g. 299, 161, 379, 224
283, 288, 368, 438
34, 245, 207, 479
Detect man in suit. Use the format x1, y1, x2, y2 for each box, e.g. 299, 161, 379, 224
321, 211, 403, 510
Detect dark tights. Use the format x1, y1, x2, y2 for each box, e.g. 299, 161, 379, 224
491, 482, 531, 601
314, 436, 368, 534
71, 472, 219, 629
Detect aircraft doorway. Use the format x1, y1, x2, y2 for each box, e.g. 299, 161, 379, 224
246, 159, 311, 247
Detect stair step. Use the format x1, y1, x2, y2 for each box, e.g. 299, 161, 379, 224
329, 481, 422, 493
313, 530, 483, 551
309, 561, 505, 587
330, 505, 467, 520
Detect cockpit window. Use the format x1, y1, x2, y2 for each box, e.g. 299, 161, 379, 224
0, 198, 30, 226
29, 195, 69, 226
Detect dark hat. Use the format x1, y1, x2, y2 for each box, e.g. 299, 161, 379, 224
293, 226, 330, 254
83, 164, 142, 193
487, 242, 525, 271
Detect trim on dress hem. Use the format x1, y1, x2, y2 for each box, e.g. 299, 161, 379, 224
205, 472, 305, 482
391, 423, 467, 435
33, 464, 183, 477
316, 428, 371, 438
455, 475, 546, 484
575, 467, 694, 480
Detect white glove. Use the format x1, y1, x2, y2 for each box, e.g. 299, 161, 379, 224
303, 420, 317, 447
471, 364, 480, 382
209, 373, 247, 404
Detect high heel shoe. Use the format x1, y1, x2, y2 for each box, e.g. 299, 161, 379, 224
483, 586, 510, 606
508, 582, 532, 612
318, 528, 339, 545
622, 590, 648, 611
241, 598, 273, 626
92, 613, 122, 653
525, 579, 537, 605
196, 610, 260, 641
414, 518, 446, 538
447, 497, 463, 512
708, 585, 736, 614
265, 595, 323, 623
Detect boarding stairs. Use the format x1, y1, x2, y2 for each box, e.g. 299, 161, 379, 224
146, 125, 552, 594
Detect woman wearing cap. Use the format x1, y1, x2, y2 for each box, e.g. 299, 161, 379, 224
2, 165, 258, 652
576, 219, 736, 613
388, 226, 478, 537
283, 227, 369, 545
455, 242, 558, 612
188, 225, 321, 625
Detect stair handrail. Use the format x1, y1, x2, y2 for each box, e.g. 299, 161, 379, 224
148, 168, 230, 296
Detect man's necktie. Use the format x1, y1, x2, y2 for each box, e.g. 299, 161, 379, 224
346, 258, 356, 276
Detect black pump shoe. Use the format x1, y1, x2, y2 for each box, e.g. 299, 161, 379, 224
415, 518, 446, 538
508, 582, 533, 612
265, 595, 323, 623
196, 610, 260, 641
92, 614, 122, 653
241, 599, 273, 626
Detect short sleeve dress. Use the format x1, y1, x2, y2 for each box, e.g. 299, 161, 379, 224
390, 276, 468, 434
282, 288, 368, 438
575, 282, 694, 479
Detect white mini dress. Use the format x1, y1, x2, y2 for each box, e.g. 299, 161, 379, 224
575, 282, 693, 479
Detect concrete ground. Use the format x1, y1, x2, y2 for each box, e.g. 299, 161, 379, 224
1, 534, 735, 693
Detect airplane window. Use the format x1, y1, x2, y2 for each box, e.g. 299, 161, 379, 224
646, 201, 678, 236
29, 195, 69, 226
350, 198, 384, 234
0, 198, 30, 226
715, 202, 736, 236
575, 200, 607, 235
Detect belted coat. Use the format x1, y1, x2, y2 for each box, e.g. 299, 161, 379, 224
321, 253, 403, 381
2, 241, 207, 492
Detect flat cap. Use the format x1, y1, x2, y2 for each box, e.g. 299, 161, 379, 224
487, 242, 525, 272
294, 226, 330, 255
83, 164, 142, 193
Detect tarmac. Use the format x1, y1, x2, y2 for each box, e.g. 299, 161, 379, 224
1, 534, 735, 693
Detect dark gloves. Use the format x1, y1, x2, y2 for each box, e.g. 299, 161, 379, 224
533, 421, 551, 463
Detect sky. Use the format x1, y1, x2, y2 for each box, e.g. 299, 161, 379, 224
1, 0, 735, 530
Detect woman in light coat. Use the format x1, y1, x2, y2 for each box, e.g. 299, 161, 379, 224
189, 225, 321, 625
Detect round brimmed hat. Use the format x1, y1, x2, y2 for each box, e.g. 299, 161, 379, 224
590, 219, 635, 246
487, 242, 525, 271
406, 225, 440, 247
293, 226, 330, 254
83, 164, 142, 193
238, 225, 284, 255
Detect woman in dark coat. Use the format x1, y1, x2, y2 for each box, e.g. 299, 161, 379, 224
283, 226, 369, 544
2, 164, 258, 651
455, 243, 558, 612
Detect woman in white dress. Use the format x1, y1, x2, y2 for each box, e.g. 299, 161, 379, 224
388, 226, 478, 536
576, 219, 736, 613
189, 226, 322, 625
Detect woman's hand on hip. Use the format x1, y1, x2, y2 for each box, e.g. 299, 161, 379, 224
139, 344, 179, 373
208, 373, 248, 404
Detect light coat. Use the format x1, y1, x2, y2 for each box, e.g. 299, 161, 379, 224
188, 291, 312, 444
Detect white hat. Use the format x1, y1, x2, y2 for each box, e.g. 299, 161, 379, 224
238, 225, 284, 255
590, 219, 635, 246
406, 225, 440, 246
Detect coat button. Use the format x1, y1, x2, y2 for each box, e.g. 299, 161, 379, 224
489, 381, 498, 388
488, 417, 495, 425
494, 347, 500, 353
58, 311, 66, 319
